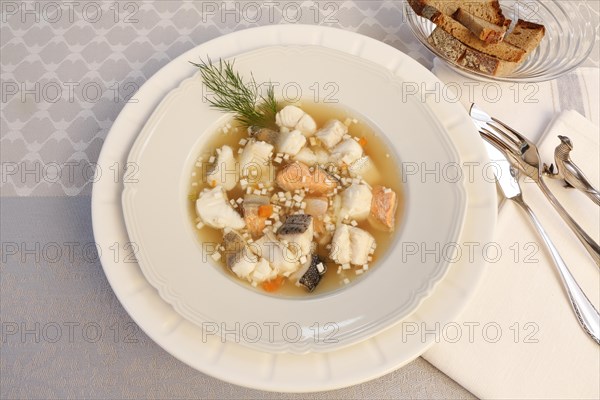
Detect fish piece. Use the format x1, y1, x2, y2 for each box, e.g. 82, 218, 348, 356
275, 105, 317, 136
292, 254, 327, 292
316, 119, 347, 149
251, 258, 278, 284
252, 231, 300, 274
239, 139, 274, 183
296, 113, 317, 136
205, 145, 238, 191
340, 184, 373, 221
196, 186, 245, 230
305, 197, 329, 238
222, 231, 257, 280
277, 129, 307, 156
348, 156, 381, 183
304, 197, 328, 216
314, 147, 329, 164
242, 194, 270, 239
249, 126, 279, 145
348, 226, 375, 265
277, 214, 314, 256
275, 161, 336, 194
331, 138, 363, 166
370, 185, 398, 231
330, 223, 351, 264
293, 147, 317, 166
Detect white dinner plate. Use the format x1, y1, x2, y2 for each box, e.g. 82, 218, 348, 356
92, 25, 496, 392
121, 45, 467, 353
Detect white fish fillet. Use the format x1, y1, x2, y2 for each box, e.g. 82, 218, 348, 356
239, 140, 274, 183
330, 223, 376, 266
196, 186, 245, 230
250, 258, 278, 283
348, 156, 381, 183
277, 129, 306, 156
331, 138, 363, 165
275, 105, 317, 136
348, 226, 375, 265
206, 145, 238, 191
330, 223, 351, 264
340, 184, 373, 221
293, 147, 318, 166
316, 119, 347, 149
252, 231, 300, 274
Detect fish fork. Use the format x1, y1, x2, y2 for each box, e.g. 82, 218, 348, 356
481, 136, 600, 344
470, 104, 600, 267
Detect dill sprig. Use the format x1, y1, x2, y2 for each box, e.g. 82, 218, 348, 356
190, 58, 279, 129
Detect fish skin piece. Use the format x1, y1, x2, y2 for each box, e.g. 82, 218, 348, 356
277, 214, 314, 256
369, 185, 398, 232
250, 127, 279, 145
206, 145, 238, 191
296, 254, 326, 292
222, 230, 260, 280
275, 161, 336, 194
196, 186, 245, 230
330, 223, 351, 265
348, 226, 375, 265
242, 195, 270, 239
340, 183, 373, 221
316, 119, 347, 149
331, 138, 364, 166
277, 129, 307, 156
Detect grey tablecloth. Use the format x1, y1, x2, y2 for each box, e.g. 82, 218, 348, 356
1, 1, 598, 399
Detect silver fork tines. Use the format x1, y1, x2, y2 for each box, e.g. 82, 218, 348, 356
470, 104, 600, 267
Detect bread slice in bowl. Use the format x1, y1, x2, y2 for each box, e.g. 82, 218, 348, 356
428, 27, 520, 76
453, 7, 507, 44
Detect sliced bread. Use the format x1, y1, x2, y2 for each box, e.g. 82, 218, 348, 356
453, 7, 507, 44
504, 19, 546, 53
408, 0, 524, 62
430, 13, 525, 62
408, 0, 509, 25
428, 27, 520, 76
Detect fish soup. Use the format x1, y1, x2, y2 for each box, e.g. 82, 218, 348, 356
188, 102, 404, 296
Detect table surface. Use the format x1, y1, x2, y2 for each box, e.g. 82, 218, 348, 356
1, 1, 598, 399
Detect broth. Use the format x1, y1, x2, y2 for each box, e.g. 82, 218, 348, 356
188, 102, 404, 296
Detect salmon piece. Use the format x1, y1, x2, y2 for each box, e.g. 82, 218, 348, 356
275, 162, 336, 194
242, 195, 270, 239
369, 185, 398, 231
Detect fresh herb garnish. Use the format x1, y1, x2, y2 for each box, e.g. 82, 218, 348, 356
190, 58, 279, 129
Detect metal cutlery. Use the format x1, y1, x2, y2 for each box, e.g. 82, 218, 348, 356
470, 104, 600, 267
543, 135, 600, 206
481, 137, 600, 344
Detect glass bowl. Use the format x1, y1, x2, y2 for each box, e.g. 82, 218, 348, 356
404, 0, 598, 82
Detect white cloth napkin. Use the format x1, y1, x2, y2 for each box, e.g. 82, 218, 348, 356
423, 61, 600, 399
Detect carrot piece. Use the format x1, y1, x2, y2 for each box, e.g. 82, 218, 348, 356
261, 276, 285, 292
258, 204, 273, 218
358, 137, 367, 147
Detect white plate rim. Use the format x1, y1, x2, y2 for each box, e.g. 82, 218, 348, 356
92, 24, 497, 392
